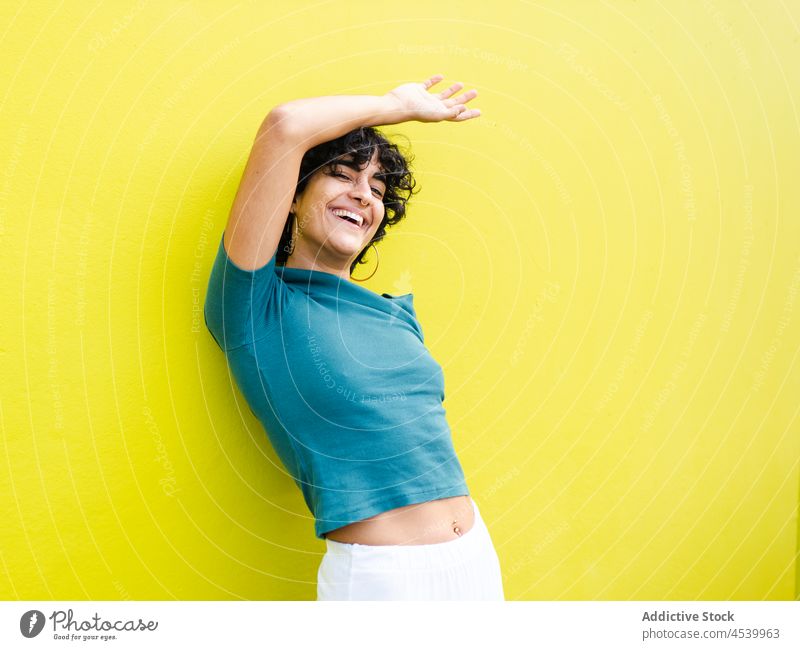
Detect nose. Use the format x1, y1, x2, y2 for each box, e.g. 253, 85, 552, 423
348, 177, 372, 205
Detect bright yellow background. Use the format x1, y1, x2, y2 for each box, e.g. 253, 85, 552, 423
1, 0, 798, 601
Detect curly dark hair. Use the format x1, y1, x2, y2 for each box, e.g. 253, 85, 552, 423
275, 126, 420, 275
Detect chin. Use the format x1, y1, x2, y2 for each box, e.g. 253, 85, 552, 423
327, 235, 366, 258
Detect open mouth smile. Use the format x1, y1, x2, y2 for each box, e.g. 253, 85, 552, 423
329, 207, 368, 230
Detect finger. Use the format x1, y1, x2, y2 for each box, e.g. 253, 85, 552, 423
453, 107, 481, 122
438, 81, 464, 100
451, 88, 478, 104
423, 74, 445, 89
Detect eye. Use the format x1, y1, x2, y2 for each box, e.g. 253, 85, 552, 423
333, 167, 384, 198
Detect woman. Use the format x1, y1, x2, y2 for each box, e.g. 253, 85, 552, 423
204, 75, 504, 600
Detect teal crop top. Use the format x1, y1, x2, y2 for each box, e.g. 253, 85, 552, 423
204, 232, 470, 539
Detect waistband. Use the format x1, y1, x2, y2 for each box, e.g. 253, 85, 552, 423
324, 497, 490, 563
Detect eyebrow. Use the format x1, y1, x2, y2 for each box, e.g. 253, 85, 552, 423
334, 158, 387, 184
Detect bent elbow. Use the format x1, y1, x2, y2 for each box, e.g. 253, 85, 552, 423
259, 105, 299, 142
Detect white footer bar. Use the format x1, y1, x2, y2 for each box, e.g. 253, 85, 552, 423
2, 601, 798, 649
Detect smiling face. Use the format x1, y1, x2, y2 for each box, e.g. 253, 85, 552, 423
288, 151, 387, 278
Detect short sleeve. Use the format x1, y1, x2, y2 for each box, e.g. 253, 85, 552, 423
204, 232, 280, 352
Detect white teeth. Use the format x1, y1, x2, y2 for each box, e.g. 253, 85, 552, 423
332, 208, 364, 227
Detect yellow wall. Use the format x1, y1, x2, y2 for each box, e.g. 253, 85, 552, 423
1, 0, 798, 600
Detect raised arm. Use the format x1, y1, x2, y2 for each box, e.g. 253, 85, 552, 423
224, 75, 479, 271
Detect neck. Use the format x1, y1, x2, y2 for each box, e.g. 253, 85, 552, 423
283, 248, 352, 280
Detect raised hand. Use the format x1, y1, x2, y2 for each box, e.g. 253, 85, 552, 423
385, 74, 481, 123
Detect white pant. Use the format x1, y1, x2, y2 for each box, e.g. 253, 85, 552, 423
316, 497, 505, 600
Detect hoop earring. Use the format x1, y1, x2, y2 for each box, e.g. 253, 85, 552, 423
285, 214, 297, 255
350, 242, 379, 282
